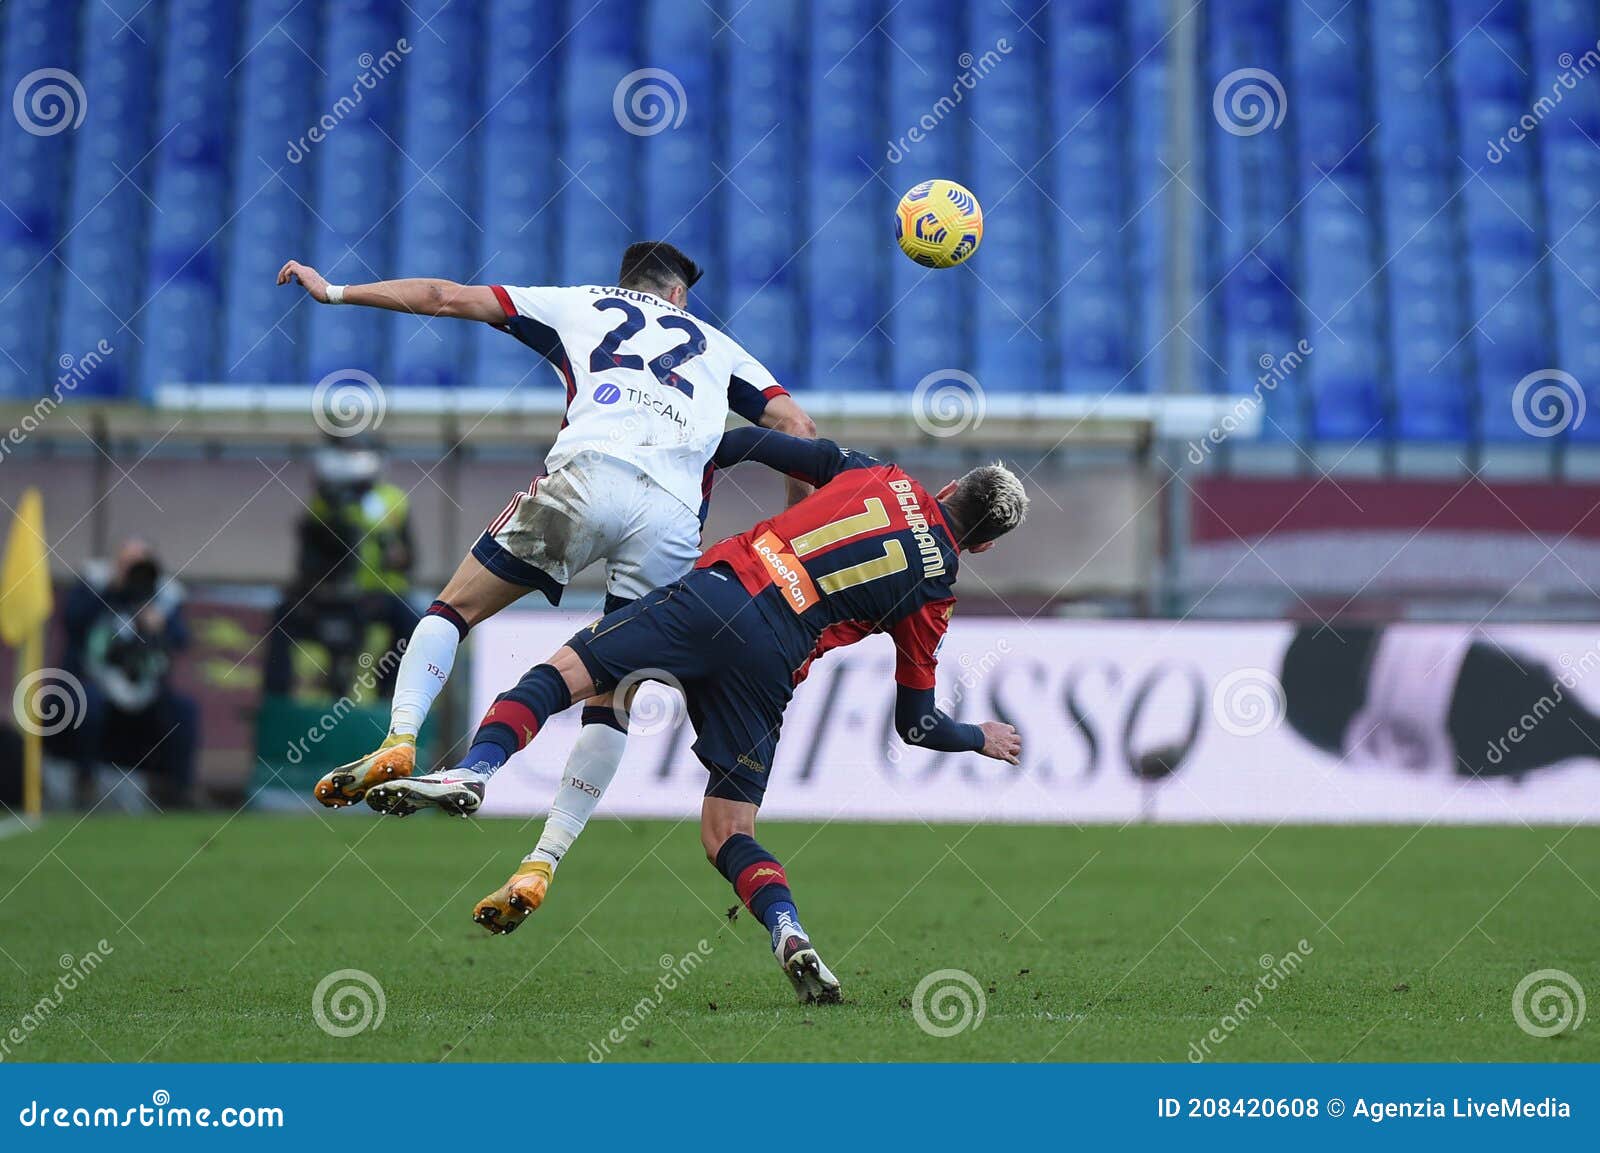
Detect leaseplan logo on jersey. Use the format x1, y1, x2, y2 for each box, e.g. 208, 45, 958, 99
593, 382, 622, 405
753, 531, 819, 613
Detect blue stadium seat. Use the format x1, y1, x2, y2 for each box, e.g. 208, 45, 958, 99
0, 0, 79, 398
1371, 0, 1473, 440
720, 2, 803, 389
304, 0, 405, 386
469, 0, 562, 393
388, 1, 482, 388
1292, 0, 1384, 440
53, 0, 162, 398
140, 0, 238, 394
1050, 0, 1137, 395
223, 0, 321, 385
1450, 0, 1553, 441
966, 0, 1049, 391
558, 2, 636, 288
640, 1, 720, 326
805, 0, 883, 395
885, 0, 968, 390
1206, 0, 1303, 437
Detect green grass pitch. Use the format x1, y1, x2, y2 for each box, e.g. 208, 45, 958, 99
0, 814, 1595, 1062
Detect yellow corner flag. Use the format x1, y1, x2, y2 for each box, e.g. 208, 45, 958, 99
1, 487, 52, 817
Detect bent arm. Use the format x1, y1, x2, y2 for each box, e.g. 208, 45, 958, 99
713, 427, 866, 487
759, 394, 818, 506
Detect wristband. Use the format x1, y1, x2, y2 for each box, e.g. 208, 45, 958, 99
326, 284, 346, 304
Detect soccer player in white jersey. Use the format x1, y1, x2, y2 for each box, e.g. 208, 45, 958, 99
276, 243, 814, 899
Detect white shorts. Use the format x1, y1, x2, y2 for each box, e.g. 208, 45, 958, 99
472, 450, 703, 609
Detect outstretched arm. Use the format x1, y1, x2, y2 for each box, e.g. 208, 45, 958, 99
277, 260, 504, 322
893, 685, 1020, 761
713, 426, 873, 488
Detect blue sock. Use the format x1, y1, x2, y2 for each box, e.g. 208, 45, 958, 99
713, 833, 805, 949
455, 663, 571, 779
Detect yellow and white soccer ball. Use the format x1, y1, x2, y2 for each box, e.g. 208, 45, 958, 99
895, 179, 983, 268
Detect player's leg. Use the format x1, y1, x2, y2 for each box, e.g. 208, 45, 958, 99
315, 470, 599, 808
366, 642, 593, 819
312, 554, 527, 807
519, 490, 703, 890
692, 664, 841, 1004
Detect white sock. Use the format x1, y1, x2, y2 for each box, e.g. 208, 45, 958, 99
528, 721, 627, 870
388, 614, 462, 738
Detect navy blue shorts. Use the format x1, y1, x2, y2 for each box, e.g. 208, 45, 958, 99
567, 565, 808, 806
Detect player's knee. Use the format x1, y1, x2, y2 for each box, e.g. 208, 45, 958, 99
700, 808, 754, 863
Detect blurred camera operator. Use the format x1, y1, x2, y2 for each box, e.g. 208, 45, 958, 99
59, 538, 198, 808
264, 442, 417, 700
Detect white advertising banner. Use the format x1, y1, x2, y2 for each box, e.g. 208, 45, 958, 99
471, 612, 1600, 825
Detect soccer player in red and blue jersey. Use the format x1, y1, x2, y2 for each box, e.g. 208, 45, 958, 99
394, 428, 1027, 1003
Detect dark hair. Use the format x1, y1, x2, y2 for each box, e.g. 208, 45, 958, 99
618, 241, 703, 295
941, 463, 1029, 548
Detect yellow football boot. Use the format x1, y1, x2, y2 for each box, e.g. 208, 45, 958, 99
472, 860, 553, 935
313, 734, 415, 807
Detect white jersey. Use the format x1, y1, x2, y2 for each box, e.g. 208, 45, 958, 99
491, 283, 787, 515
